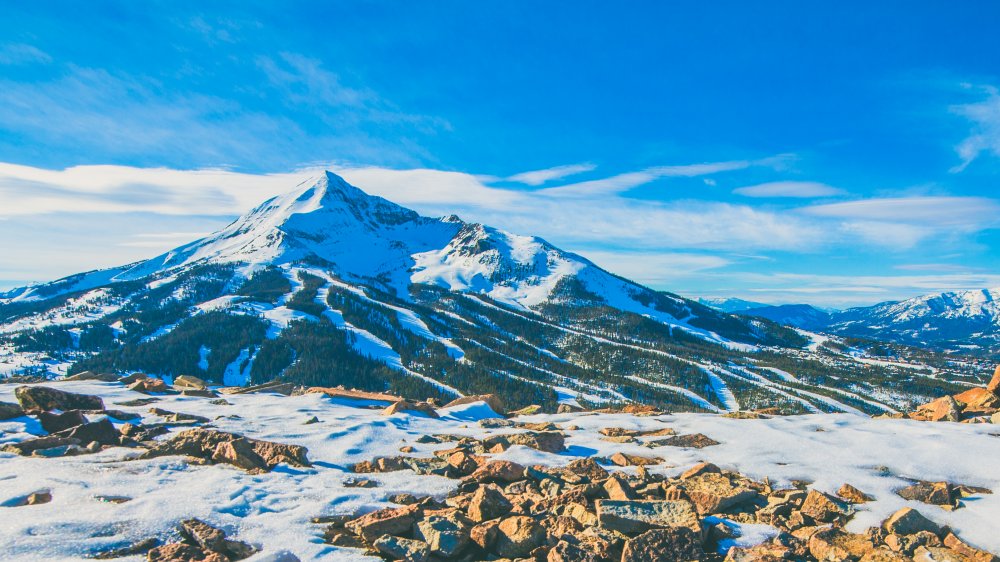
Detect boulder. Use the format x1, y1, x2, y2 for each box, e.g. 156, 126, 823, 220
1, 435, 82, 456
621, 527, 703, 562
604, 474, 638, 501
548, 539, 602, 562
174, 375, 209, 390
345, 504, 422, 543
179, 518, 257, 560
443, 394, 505, 414
954, 387, 1000, 412
649, 433, 719, 448
0, 401, 24, 420
415, 511, 471, 557
372, 535, 430, 562
14, 385, 104, 412
680, 462, 721, 480
808, 528, 876, 561
595, 499, 702, 535
464, 460, 527, 484
610, 452, 662, 467
943, 532, 1000, 562
911, 396, 961, 422
565, 458, 610, 482
897, 481, 954, 506
54, 418, 120, 446
141, 428, 309, 472
127, 377, 171, 394
63, 371, 119, 382
913, 546, 972, 562
467, 483, 513, 522
681, 473, 757, 515
800, 490, 851, 523
883, 507, 940, 536
146, 543, 226, 562
838, 483, 874, 503
383, 400, 440, 418
494, 515, 545, 558
37, 410, 87, 433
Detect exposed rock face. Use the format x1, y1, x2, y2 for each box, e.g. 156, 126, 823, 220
14, 385, 104, 412
911, 396, 962, 422
621, 527, 703, 562
141, 428, 310, 473
989, 365, 1000, 394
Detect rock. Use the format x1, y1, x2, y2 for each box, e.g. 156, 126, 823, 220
63, 371, 120, 382
372, 535, 431, 562
557, 403, 584, 414
883, 507, 940, 536
383, 400, 440, 418
343, 477, 377, 488
604, 474, 638, 501
548, 539, 602, 562
470, 519, 500, 550
954, 387, 1000, 412
54, 418, 120, 446
800, 490, 851, 523
610, 452, 662, 467
621, 527, 703, 562
494, 515, 545, 558
179, 518, 257, 560
0, 401, 25, 420
681, 473, 756, 515
443, 394, 505, 414
988, 365, 1000, 394
858, 547, 914, 562
93, 537, 160, 559
600, 427, 641, 438
943, 532, 1000, 562
1, 435, 82, 456
897, 481, 954, 506
838, 483, 874, 503
147, 543, 227, 562
509, 431, 565, 453
913, 546, 971, 562
595, 499, 702, 535
7, 490, 52, 506
304, 386, 401, 402
478, 417, 516, 428
149, 408, 211, 424
911, 396, 962, 422
649, 433, 719, 448
37, 410, 87, 433
141, 428, 310, 472
345, 504, 422, 542
467, 483, 513, 522
180, 389, 218, 398
565, 458, 610, 482
509, 404, 543, 416
14, 385, 104, 412
415, 511, 471, 557
174, 375, 209, 390
681, 462, 721, 480
808, 528, 876, 561
128, 377, 171, 394
465, 460, 527, 484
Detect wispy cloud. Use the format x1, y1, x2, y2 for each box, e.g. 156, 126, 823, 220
950, 84, 1000, 172
734, 181, 845, 198
505, 163, 595, 186
0, 43, 51, 65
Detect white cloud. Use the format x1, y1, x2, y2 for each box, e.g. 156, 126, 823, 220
0, 43, 51, 65
505, 163, 596, 186
734, 181, 845, 198
576, 250, 729, 288
950, 84, 1000, 172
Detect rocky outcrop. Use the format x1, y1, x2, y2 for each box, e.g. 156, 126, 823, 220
907, 365, 1000, 423
140, 428, 310, 473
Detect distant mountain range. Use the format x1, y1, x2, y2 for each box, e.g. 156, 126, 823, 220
0, 172, 984, 413
701, 291, 1000, 352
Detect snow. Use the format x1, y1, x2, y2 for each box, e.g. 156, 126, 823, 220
0, 288, 124, 334
1, 381, 999, 561
197, 345, 211, 371
700, 366, 740, 411
625, 375, 721, 412
223, 348, 255, 387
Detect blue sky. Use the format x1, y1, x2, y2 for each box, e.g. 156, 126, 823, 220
1, 1, 1000, 307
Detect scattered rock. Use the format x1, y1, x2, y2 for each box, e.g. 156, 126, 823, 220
622, 526, 703, 561
467, 483, 513, 522
610, 452, 662, 466
494, 515, 545, 558
345, 504, 422, 543
897, 481, 954, 507
883, 507, 941, 536
372, 535, 431, 562
141, 428, 310, 473
681, 472, 757, 515
415, 511, 471, 557
595, 499, 702, 535
800, 489, 852, 523
839, 483, 875, 503
179, 518, 257, 560
14, 385, 104, 412
649, 433, 720, 448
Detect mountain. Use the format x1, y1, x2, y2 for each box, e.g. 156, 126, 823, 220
0, 172, 978, 413
741, 304, 832, 331
826, 289, 1000, 351
696, 297, 768, 313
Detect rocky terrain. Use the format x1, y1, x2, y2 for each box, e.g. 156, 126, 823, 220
1, 369, 999, 561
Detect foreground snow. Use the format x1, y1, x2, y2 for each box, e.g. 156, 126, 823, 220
0, 381, 998, 560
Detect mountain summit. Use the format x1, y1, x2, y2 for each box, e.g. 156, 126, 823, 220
0, 173, 972, 414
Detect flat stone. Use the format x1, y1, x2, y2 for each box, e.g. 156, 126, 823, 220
595, 499, 701, 535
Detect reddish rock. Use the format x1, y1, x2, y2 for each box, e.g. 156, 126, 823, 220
141, 428, 309, 472
345, 504, 422, 543
883, 507, 940, 536
14, 385, 104, 412
610, 452, 662, 467
467, 483, 513, 522
443, 394, 505, 415
621, 527, 703, 562
988, 365, 1000, 394
800, 490, 851, 524
464, 460, 527, 484
680, 462, 721, 480
494, 515, 545, 558
838, 483, 874, 503
911, 396, 961, 422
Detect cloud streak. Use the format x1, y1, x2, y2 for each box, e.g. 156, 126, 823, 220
951, 84, 1000, 172
734, 181, 845, 198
